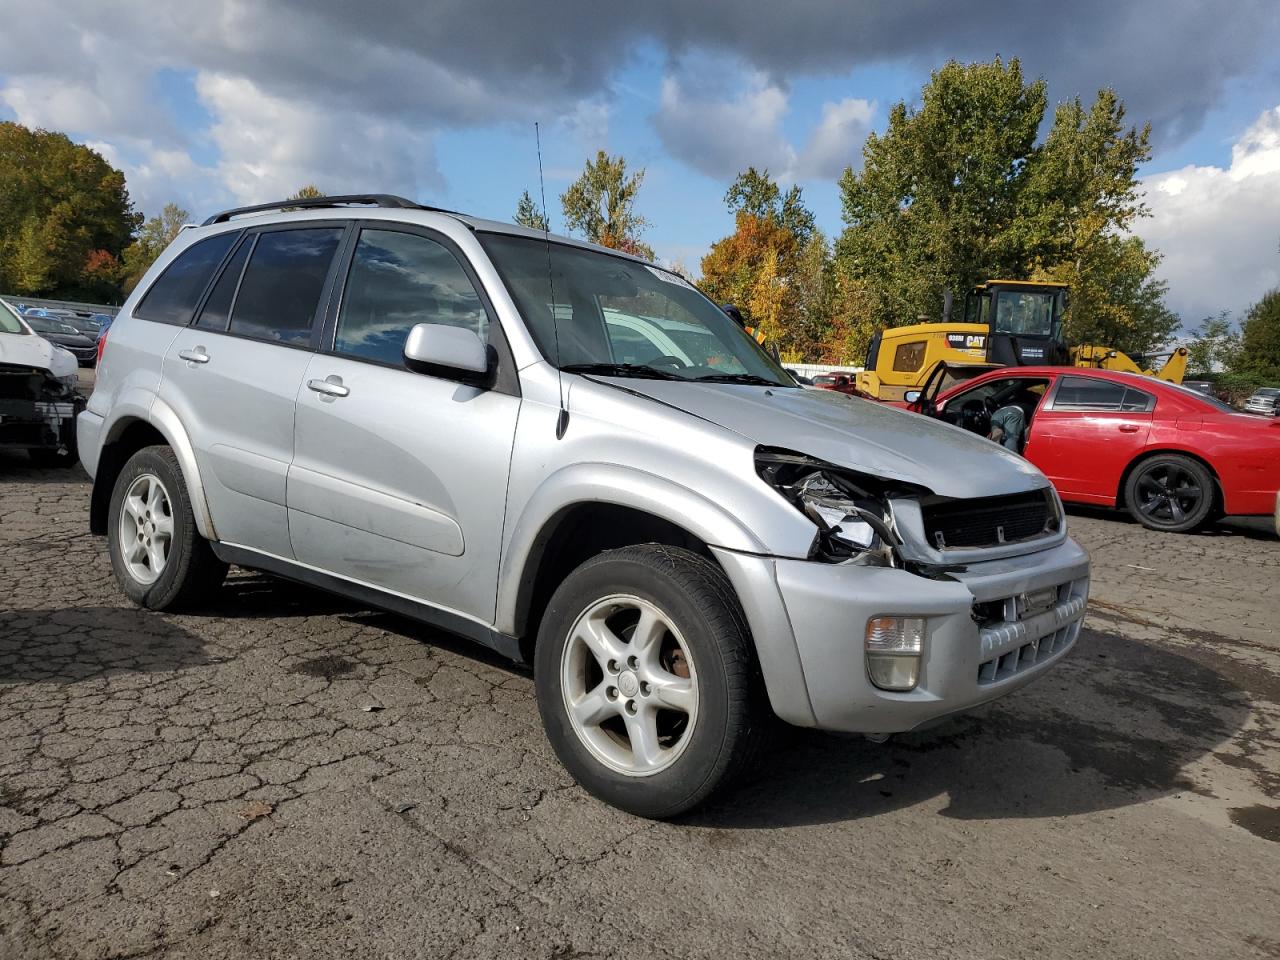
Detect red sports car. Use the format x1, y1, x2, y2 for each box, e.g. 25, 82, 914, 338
909, 365, 1280, 534
811, 372, 859, 394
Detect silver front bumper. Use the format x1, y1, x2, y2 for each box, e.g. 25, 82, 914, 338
714, 537, 1090, 734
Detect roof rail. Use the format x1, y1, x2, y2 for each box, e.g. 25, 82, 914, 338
201, 194, 420, 226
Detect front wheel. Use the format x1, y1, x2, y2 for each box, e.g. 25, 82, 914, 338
1125, 454, 1215, 533
534, 545, 766, 818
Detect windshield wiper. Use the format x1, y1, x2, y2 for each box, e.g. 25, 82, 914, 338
694, 372, 785, 386
561, 362, 685, 381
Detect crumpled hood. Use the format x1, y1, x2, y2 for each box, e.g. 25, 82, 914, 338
0, 331, 78, 379
589, 377, 1048, 498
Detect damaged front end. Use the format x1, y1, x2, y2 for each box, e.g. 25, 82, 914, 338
755, 447, 924, 567
755, 446, 1064, 573
0, 362, 84, 458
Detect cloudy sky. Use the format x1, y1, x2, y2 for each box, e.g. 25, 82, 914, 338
1, 0, 1278, 325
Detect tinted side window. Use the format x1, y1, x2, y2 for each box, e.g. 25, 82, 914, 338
1120, 386, 1155, 412
135, 232, 238, 325
334, 229, 487, 366
1053, 376, 1127, 411
195, 237, 252, 331
228, 228, 343, 345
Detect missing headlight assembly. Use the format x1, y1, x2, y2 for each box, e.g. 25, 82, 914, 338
755, 447, 924, 565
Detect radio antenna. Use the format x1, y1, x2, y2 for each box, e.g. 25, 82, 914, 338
536, 122, 569, 439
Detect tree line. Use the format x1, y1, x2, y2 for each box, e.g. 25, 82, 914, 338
2, 58, 1274, 384
522, 58, 1274, 382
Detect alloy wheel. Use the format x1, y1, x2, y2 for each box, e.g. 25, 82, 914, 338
117, 473, 174, 584
560, 594, 698, 777
1135, 462, 1204, 526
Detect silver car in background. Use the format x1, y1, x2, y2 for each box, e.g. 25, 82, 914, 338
78, 194, 1089, 818
1244, 387, 1279, 416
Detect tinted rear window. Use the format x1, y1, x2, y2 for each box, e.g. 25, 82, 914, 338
1054, 376, 1153, 412
135, 232, 238, 325
227, 228, 343, 346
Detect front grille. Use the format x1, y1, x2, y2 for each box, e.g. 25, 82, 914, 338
922, 489, 1056, 549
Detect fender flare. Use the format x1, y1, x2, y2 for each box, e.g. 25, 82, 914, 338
141, 398, 217, 540
494, 461, 771, 637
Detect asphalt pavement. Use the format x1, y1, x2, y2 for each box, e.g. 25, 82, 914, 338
1, 456, 1277, 960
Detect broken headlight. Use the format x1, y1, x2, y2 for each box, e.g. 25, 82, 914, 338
756, 448, 903, 564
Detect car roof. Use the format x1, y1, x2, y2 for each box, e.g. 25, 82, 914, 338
965, 365, 1165, 386
187, 198, 657, 267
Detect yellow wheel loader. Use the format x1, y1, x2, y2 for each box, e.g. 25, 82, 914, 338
853, 280, 1187, 401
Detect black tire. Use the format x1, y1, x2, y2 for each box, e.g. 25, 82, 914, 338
534, 544, 767, 819
107, 445, 227, 609
1124, 454, 1216, 533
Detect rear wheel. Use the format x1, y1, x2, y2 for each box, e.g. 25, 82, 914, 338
1125, 454, 1215, 533
107, 445, 227, 609
534, 544, 766, 818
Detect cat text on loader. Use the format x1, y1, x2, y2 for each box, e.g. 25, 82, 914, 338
853, 280, 1188, 402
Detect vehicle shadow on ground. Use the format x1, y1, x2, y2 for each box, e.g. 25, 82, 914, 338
0, 606, 211, 683
194, 571, 366, 620
0, 452, 88, 485
197, 572, 527, 674
689, 626, 1251, 829
1065, 503, 1276, 541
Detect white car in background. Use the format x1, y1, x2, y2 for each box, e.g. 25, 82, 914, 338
0, 299, 84, 466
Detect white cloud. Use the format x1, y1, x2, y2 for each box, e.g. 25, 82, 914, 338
1138, 105, 1280, 323
797, 98, 875, 180
651, 56, 873, 184
196, 73, 443, 205
652, 66, 796, 181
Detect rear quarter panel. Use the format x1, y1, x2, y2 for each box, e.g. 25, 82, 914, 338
1154, 416, 1280, 516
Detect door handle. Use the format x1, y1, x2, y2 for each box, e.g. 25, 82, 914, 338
1118, 424, 1140, 433
178, 348, 209, 364
307, 377, 350, 398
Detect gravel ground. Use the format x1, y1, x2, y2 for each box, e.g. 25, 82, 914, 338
1, 454, 1277, 960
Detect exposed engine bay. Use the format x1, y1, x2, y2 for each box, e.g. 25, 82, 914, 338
0, 362, 84, 459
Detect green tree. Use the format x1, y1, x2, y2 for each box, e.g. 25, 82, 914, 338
837, 58, 1045, 325
1233, 289, 1280, 383
702, 168, 828, 359
560, 151, 652, 259
0, 121, 140, 299
289, 184, 325, 200
834, 58, 1175, 355
513, 190, 549, 231
725, 167, 815, 246
120, 202, 192, 293
1185, 311, 1239, 378
1021, 91, 1172, 352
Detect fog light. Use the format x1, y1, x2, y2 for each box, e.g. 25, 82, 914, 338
865, 616, 925, 691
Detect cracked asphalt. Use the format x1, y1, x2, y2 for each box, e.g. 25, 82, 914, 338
1, 453, 1278, 960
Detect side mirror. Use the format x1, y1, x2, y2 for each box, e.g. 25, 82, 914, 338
403, 323, 490, 382
904, 390, 922, 404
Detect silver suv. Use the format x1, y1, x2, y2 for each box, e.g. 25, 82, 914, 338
79, 194, 1089, 817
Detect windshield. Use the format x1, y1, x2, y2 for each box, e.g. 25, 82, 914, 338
479, 233, 796, 386
0, 300, 29, 335
992, 290, 1060, 338
23, 314, 63, 334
